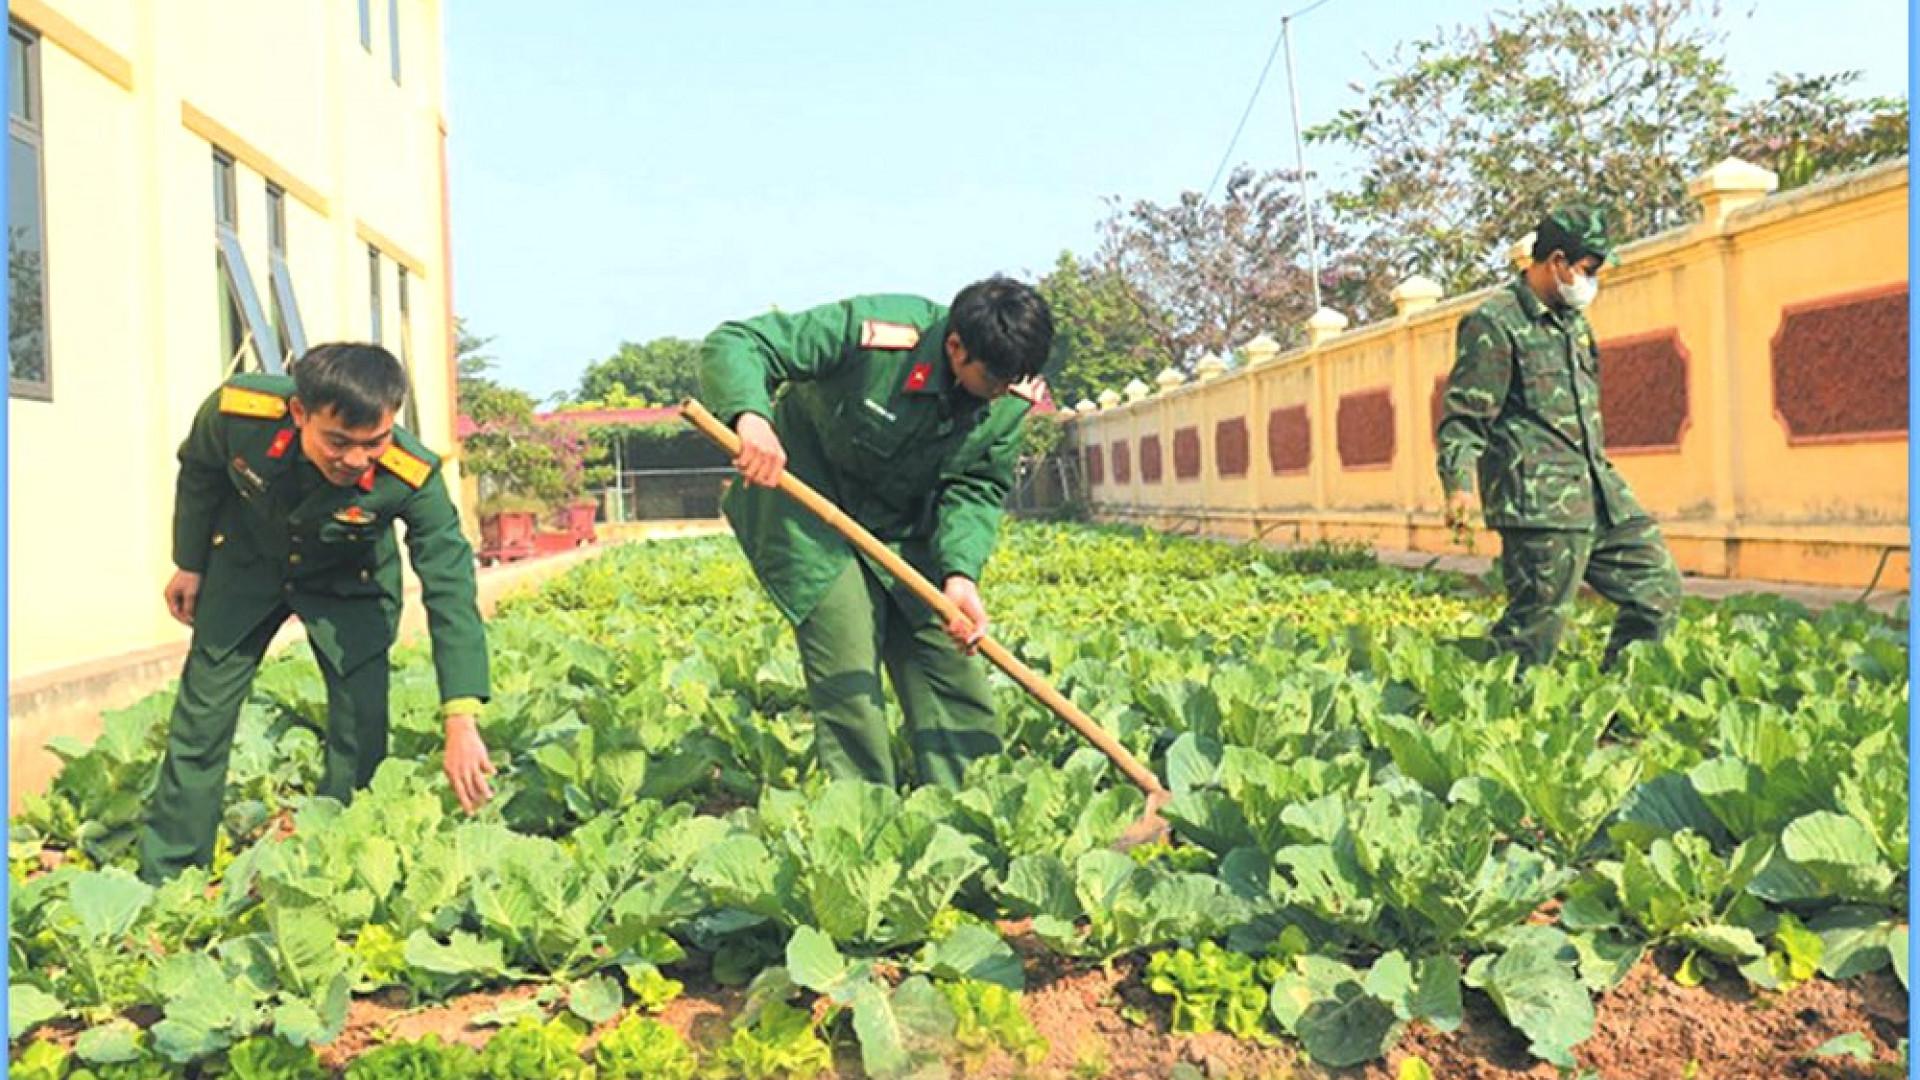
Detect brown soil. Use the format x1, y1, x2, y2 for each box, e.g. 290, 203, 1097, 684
298, 942, 1904, 1080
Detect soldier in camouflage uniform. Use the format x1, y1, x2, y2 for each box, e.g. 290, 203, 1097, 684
1436, 205, 1682, 669
699, 276, 1053, 789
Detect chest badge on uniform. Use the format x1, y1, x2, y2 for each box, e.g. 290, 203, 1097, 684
333, 506, 377, 525
903, 363, 933, 392
231, 456, 267, 494
266, 428, 295, 459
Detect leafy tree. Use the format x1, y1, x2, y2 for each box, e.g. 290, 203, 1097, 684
575, 338, 704, 408
1095, 167, 1323, 367
1720, 72, 1909, 191
1036, 250, 1166, 407
1309, 0, 1737, 294
453, 317, 534, 426
453, 317, 608, 514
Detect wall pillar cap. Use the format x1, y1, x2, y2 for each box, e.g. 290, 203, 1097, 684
1306, 307, 1351, 347
1390, 275, 1444, 316
1241, 333, 1281, 367
1688, 156, 1780, 227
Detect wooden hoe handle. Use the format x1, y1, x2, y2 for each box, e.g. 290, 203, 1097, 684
680, 398, 1170, 800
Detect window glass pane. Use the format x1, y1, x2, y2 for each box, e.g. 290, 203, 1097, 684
213, 155, 235, 227
219, 257, 246, 373
9, 131, 46, 385
397, 267, 417, 429
271, 255, 308, 359
368, 248, 382, 342
219, 231, 279, 374
388, 0, 402, 83
266, 187, 285, 253
9, 32, 30, 123
358, 0, 371, 49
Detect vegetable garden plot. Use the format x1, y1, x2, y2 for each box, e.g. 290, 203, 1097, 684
9, 525, 1908, 1078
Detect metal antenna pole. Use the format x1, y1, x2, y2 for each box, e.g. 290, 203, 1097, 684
1281, 15, 1322, 312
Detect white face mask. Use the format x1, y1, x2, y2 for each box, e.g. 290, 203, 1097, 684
1557, 266, 1599, 309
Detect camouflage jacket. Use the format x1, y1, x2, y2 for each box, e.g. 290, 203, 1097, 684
1436, 276, 1646, 530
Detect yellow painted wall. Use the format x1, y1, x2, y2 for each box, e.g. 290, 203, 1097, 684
1076, 159, 1910, 591
7, 0, 459, 681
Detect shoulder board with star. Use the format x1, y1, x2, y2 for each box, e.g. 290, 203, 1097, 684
859, 320, 921, 350
219, 385, 289, 420
378, 445, 434, 489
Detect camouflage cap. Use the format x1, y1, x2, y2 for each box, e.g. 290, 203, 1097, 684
1535, 204, 1620, 266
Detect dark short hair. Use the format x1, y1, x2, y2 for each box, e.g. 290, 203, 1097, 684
948, 275, 1054, 383
291, 342, 409, 428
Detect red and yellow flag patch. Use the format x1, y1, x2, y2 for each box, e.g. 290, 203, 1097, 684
903, 363, 933, 392
378, 445, 432, 488
266, 428, 295, 459
860, 320, 920, 350
219, 386, 289, 420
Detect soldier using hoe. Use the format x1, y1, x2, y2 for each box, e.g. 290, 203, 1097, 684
698, 275, 1054, 789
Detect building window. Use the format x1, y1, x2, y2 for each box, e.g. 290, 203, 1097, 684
397, 265, 420, 430
265, 184, 307, 367
388, 0, 402, 84
358, 0, 371, 51
9, 23, 51, 400
367, 245, 383, 343
214, 152, 277, 375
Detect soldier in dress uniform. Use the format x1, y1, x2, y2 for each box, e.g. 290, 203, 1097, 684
139, 342, 495, 881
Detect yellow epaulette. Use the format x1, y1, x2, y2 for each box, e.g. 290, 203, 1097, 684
860, 320, 921, 350
219, 385, 289, 420
378, 445, 433, 488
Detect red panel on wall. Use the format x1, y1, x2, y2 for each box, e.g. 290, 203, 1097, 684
1337, 388, 1395, 468
1599, 329, 1690, 453
1110, 440, 1131, 484
1084, 444, 1104, 485
1772, 284, 1909, 444
1173, 427, 1201, 480
1215, 417, 1249, 478
1268, 405, 1310, 474
1140, 435, 1164, 484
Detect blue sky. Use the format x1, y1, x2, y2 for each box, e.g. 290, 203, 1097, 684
443, 1, 1910, 400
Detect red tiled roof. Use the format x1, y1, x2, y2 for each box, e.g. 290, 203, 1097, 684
456, 392, 1052, 439
455, 406, 682, 439
536, 406, 683, 426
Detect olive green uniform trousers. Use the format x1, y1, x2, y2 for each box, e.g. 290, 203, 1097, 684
795, 560, 1000, 789
137, 607, 393, 881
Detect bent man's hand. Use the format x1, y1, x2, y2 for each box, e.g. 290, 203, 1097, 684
165, 570, 203, 626
732, 413, 788, 488
942, 575, 990, 654
1444, 490, 1480, 534
443, 715, 496, 814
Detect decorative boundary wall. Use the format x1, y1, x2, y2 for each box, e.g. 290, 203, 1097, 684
1066, 158, 1910, 591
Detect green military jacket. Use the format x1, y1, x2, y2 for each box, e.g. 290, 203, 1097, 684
173, 373, 489, 703
1436, 277, 1646, 530
698, 294, 1031, 625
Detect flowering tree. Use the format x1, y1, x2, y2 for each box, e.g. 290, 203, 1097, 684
455, 320, 610, 515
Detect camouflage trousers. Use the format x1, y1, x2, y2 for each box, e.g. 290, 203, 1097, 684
1491, 518, 1682, 669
